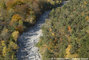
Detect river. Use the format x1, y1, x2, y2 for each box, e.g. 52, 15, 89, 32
17, 1, 68, 60
17, 10, 50, 60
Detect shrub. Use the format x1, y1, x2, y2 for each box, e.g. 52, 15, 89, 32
0, 28, 9, 41
10, 14, 23, 25
12, 31, 19, 41
8, 41, 19, 50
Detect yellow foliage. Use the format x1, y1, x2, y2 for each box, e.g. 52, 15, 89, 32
65, 45, 71, 58
11, 53, 14, 60
60, 0, 62, 3
65, 45, 78, 58
56, 1, 59, 4
81, 12, 84, 16
85, 16, 89, 20
12, 31, 19, 41
47, 0, 62, 5
7, 48, 11, 52
26, 15, 36, 24
12, 14, 22, 21
84, 1, 87, 5
9, 41, 19, 50
2, 46, 7, 56
4, 29, 8, 32
12, 54, 14, 60
10, 14, 22, 25
19, 20, 23, 25
1, 40, 5, 46
86, 30, 89, 34
52, 33, 55, 36
72, 58, 80, 60
47, 0, 55, 5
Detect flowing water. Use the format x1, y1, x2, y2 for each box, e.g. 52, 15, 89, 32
17, 1, 68, 60
17, 11, 50, 60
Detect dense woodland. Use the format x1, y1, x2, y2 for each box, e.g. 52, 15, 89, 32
37, 0, 89, 60
0, 0, 89, 60
0, 0, 63, 60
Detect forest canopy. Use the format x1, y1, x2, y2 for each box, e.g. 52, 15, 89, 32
0, 0, 63, 59
37, 0, 89, 59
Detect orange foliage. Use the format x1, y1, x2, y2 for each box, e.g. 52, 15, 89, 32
68, 26, 71, 31
85, 16, 89, 20
54, 39, 57, 42
6, 0, 24, 9
49, 28, 52, 31
10, 14, 22, 25
15, 25, 24, 33
48, 47, 51, 51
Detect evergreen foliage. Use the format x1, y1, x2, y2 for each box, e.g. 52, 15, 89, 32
37, 0, 89, 59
